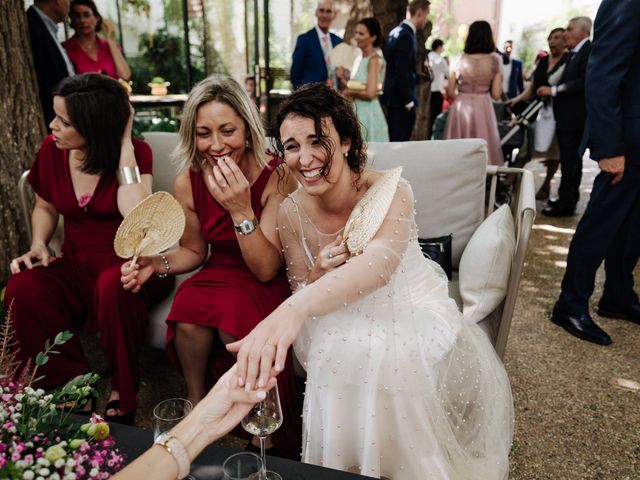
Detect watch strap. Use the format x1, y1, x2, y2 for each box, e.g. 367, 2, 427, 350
155, 434, 190, 479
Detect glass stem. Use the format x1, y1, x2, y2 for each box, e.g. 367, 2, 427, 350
259, 435, 267, 477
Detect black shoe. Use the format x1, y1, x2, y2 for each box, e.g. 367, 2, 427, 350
547, 197, 559, 206
104, 400, 136, 426
542, 205, 575, 217
597, 302, 640, 325
551, 304, 611, 345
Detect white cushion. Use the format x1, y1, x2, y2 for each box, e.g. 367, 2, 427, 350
367, 139, 488, 267
458, 204, 515, 324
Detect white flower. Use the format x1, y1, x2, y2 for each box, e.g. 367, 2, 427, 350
15, 403, 22, 411
64, 473, 77, 480
50, 474, 61, 480
89, 468, 99, 477
22, 471, 35, 480
35, 388, 45, 396
15, 393, 24, 401
55, 458, 66, 468
36, 457, 50, 466
66, 459, 75, 468
38, 468, 50, 476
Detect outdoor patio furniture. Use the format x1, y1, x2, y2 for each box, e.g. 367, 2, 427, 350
17, 135, 535, 359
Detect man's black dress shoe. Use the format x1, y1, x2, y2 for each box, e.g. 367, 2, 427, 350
542, 205, 575, 217
551, 305, 612, 345
597, 302, 640, 325
547, 197, 559, 206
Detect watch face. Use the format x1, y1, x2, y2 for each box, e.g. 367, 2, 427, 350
236, 219, 257, 235
154, 432, 169, 445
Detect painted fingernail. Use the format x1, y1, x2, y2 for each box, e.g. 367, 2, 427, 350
258, 378, 265, 388
275, 363, 282, 372
238, 377, 244, 387
256, 391, 266, 400
245, 381, 252, 391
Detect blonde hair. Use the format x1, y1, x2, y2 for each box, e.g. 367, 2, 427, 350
173, 74, 267, 172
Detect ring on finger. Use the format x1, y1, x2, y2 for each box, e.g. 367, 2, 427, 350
328, 251, 333, 259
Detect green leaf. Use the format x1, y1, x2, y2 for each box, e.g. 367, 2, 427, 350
35, 352, 48, 365
54, 331, 73, 345
44, 338, 51, 350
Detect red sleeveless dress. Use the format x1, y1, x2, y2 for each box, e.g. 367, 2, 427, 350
166, 156, 301, 459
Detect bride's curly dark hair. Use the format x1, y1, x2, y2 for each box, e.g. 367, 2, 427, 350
273, 82, 367, 180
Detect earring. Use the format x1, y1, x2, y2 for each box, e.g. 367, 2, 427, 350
344, 151, 348, 158
245, 139, 250, 148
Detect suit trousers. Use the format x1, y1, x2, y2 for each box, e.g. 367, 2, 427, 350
556, 128, 585, 210
5, 254, 174, 413
387, 106, 416, 142
428, 91, 444, 139
558, 164, 640, 314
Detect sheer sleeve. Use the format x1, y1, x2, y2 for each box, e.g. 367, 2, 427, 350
284, 180, 416, 318
277, 195, 314, 292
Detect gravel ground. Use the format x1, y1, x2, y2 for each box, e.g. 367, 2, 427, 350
86, 156, 640, 478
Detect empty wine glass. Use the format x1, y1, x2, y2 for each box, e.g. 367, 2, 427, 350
153, 398, 195, 480
241, 383, 283, 480
222, 452, 263, 480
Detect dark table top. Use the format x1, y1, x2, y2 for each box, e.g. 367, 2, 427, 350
108, 421, 374, 480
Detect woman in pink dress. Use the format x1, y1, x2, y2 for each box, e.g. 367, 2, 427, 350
444, 20, 504, 166
63, 0, 131, 80
121, 75, 301, 458
4, 74, 173, 424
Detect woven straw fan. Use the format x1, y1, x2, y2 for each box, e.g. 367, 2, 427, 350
343, 167, 403, 255
114, 191, 185, 266
329, 42, 357, 69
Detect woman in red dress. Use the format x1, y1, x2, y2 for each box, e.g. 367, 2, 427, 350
121, 75, 301, 458
5, 73, 173, 424
62, 0, 131, 80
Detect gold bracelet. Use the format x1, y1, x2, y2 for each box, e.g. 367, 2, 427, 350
116, 165, 142, 186
157, 254, 170, 278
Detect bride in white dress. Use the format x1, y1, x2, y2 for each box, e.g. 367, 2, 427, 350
228, 83, 513, 479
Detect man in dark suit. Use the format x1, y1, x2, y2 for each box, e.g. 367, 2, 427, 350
501, 40, 524, 99
27, 0, 74, 127
290, 1, 341, 90
551, 0, 640, 345
381, 0, 430, 142
538, 17, 592, 217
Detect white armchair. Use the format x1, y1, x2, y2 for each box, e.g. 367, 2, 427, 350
369, 139, 535, 358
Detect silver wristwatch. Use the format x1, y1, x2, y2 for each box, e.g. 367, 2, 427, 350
234, 218, 259, 236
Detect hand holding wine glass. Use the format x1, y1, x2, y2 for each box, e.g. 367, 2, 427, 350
241, 383, 283, 480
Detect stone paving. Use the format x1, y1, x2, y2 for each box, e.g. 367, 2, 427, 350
87, 155, 640, 478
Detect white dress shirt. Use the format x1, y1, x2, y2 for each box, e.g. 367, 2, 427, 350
428, 50, 448, 92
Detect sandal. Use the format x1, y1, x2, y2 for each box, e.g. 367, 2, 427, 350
104, 399, 136, 426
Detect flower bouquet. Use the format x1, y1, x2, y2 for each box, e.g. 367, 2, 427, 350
0, 304, 125, 479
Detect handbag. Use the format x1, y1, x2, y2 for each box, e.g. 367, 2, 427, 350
418, 234, 453, 280
533, 103, 556, 153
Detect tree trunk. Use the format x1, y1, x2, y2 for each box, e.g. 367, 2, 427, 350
340, 0, 371, 43
0, 0, 47, 283
371, 0, 408, 37
411, 20, 433, 140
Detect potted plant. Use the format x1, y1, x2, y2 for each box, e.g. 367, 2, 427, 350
148, 76, 170, 96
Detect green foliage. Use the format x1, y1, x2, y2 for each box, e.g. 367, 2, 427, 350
129, 27, 205, 95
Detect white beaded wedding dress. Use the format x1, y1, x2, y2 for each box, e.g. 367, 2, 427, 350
278, 177, 513, 480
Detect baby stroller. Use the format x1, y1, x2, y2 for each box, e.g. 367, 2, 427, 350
498, 99, 545, 167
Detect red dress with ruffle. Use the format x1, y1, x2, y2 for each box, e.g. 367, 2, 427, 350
166, 156, 301, 459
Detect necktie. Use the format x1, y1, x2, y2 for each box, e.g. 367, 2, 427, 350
321, 34, 333, 86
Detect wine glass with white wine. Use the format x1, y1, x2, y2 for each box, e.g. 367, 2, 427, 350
241, 383, 283, 480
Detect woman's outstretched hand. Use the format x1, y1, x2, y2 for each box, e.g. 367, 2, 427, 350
120, 257, 155, 292
227, 302, 305, 392
10, 243, 55, 274
194, 364, 277, 444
